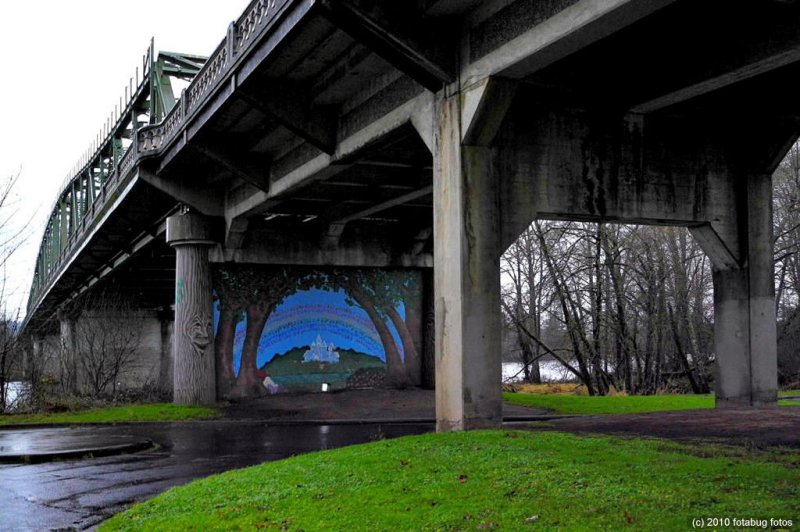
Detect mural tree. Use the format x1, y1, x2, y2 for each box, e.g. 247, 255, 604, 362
321, 269, 417, 387
356, 270, 423, 385
239, 267, 306, 397
213, 269, 248, 398
215, 266, 305, 398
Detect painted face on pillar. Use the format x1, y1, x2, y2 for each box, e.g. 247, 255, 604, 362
187, 314, 212, 356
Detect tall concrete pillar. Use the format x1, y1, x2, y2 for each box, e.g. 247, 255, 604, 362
166, 211, 216, 405
57, 310, 78, 393
693, 171, 777, 406
433, 86, 505, 431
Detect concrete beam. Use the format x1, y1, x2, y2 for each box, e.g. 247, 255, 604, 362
496, 95, 742, 249
319, 0, 454, 91
464, 0, 677, 86
630, 7, 800, 113
140, 169, 223, 217
212, 231, 432, 268
237, 84, 337, 155
188, 143, 270, 192
461, 78, 517, 146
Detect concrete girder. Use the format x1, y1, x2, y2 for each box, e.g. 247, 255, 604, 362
140, 168, 224, 217
319, 0, 455, 91
188, 143, 270, 192
496, 96, 743, 253
629, 5, 800, 113
237, 84, 337, 155
223, 90, 435, 238
462, 0, 678, 87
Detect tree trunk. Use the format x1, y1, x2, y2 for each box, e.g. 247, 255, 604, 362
348, 284, 409, 387
214, 308, 238, 398
667, 304, 702, 394
385, 306, 420, 386
232, 302, 271, 398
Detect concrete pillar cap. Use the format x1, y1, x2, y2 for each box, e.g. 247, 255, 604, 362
166, 212, 217, 247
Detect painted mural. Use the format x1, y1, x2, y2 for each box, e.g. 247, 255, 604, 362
212, 266, 423, 398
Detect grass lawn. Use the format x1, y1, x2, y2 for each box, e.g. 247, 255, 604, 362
503, 392, 714, 414
0, 403, 218, 425
102, 430, 800, 531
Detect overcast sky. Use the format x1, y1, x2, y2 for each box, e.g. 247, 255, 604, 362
0, 0, 251, 315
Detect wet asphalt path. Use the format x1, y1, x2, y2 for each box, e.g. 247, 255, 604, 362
0, 421, 433, 531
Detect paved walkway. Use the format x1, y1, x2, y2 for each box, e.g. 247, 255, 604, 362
222, 388, 551, 422
0, 421, 432, 531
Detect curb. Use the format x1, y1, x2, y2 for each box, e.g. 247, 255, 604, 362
0, 439, 155, 464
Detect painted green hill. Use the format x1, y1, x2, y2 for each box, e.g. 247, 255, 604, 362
261, 347, 384, 377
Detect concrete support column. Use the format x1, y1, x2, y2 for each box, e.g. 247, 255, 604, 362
433, 89, 503, 431
166, 212, 216, 405
710, 172, 777, 406
57, 311, 78, 393
28, 338, 44, 380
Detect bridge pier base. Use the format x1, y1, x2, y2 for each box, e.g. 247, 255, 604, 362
167, 212, 217, 405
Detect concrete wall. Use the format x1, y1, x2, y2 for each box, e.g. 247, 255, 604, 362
35, 310, 173, 397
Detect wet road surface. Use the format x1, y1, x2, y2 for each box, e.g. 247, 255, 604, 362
0, 421, 433, 531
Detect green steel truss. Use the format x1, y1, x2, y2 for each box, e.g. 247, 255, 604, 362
28, 41, 205, 313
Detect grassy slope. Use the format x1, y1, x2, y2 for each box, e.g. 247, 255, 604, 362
503, 392, 714, 414
505, 392, 800, 413
102, 430, 800, 531
0, 403, 218, 425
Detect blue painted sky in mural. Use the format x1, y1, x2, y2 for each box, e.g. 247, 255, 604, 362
214, 288, 406, 374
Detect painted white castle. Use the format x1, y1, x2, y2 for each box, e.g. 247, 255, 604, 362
302, 335, 340, 364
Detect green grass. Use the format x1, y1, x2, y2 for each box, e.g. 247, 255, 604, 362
503, 392, 714, 414
102, 430, 800, 531
0, 403, 218, 425
780, 389, 800, 397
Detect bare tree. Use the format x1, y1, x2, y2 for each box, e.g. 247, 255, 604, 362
66, 290, 145, 397
775, 140, 800, 384
0, 172, 31, 411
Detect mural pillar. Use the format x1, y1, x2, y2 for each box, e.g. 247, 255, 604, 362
167, 211, 217, 405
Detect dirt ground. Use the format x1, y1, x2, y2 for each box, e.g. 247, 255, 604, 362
223, 388, 800, 448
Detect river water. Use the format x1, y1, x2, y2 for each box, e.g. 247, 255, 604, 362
2, 381, 28, 411
502, 360, 571, 383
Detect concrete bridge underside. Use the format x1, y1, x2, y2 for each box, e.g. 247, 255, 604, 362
25, 0, 800, 430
